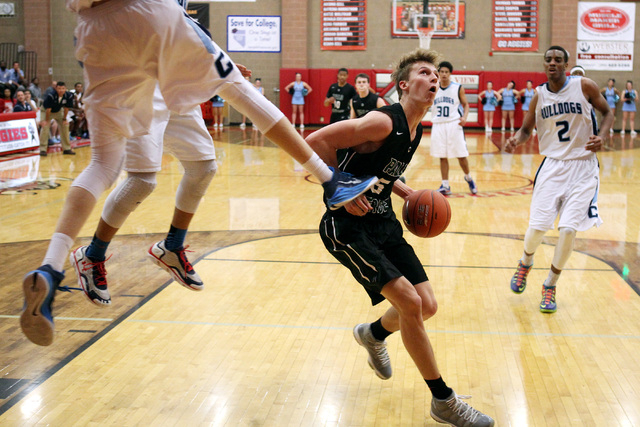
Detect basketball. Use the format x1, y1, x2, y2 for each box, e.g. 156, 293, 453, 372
402, 189, 451, 238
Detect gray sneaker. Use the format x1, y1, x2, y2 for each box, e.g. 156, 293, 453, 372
353, 323, 392, 380
148, 240, 203, 291
430, 392, 495, 427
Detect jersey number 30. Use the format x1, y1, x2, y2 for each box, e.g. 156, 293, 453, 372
437, 105, 450, 118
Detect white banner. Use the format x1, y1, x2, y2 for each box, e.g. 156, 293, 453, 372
576, 40, 633, 71
0, 117, 39, 154
577, 2, 635, 41
227, 16, 281, 52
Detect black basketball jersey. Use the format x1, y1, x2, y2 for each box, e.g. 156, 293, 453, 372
326, 83, 356, 117
332, 103, 422, 219
352, 92, 380, 118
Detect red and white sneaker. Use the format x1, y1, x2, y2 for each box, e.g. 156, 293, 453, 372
148, 240, 203, 291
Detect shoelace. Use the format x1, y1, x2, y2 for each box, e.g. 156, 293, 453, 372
515, 263, 531, 282
542, 287, 555, 305
80, 254, 112, 289
175, 246, 195, 274
446, 394, 480, 422
371, 340, 390, 365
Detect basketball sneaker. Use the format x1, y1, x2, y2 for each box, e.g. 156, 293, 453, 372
510, 260, 533, 294
353, 323, 392, 380
540, 285, 557, 313
20, 265, 64, 346
437, 184, 452, 196
70, 246, 111, 306
430, 392, 495, 427
323, 167, 378, 210
148, 240, 203, 291
465, 176, 478, 194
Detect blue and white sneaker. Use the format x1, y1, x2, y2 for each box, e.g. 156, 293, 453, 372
323, 167, 378, 210
437, 184, 452, 196
20, 265, 64, 346
465, 176, 478, 194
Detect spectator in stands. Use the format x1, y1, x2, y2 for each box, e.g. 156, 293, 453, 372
39, 81, 75, 156
70, 82, 88, 138
28, 77, 42, 103
0, 61, 10, 88
24, 89, 39, 118
1, 87, 15, 113
12, 90, 33, 112
43, 80, 57, 98
8, 61, 25, 88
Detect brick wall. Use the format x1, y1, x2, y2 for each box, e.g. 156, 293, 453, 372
281, 0, 308, 68
24, 0, 52, 86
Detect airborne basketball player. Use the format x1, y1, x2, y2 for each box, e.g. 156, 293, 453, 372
505, 46, 613, 313
307, 49, 494, 427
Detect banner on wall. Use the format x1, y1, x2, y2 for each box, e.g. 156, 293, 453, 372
391, 0, 465, 39
490, 0, 539, 52
227, 16, 281, 52
577, 2, 635, 41
321, 0, 367, 50
186, 4, 209, 29
0, 116, 39, 155
576, 2, 635, 71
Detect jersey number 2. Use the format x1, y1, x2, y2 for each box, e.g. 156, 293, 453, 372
556, 120, 570, 142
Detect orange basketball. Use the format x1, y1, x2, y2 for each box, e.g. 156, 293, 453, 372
402, 189, 451, 238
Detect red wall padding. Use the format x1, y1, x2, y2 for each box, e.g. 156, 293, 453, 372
279, 68, 548, 128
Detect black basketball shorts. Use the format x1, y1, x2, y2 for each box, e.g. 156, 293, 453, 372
319, 212, 428, 305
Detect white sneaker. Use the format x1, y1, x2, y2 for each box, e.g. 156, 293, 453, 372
631, 130, 637, 136
621, 130, 625, 135
213, 123, 219, 129
501, 127, 505, 132
430, 392, 495, 427
148, 240, 203, 291
609, 128, 614, 134
300, 124, 304, 129
239, 123, 246, 129
510, 127, 515, 132
70, 246, 111, 307
353, 323, 392, 379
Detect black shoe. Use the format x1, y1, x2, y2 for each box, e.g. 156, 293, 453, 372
40, 151, 47, 156
63, 150, 76, 155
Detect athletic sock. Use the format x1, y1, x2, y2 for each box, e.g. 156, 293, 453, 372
85, 234, 110, 262
42, 232, 74, 273
464, 174, 472, 181
165, 225, 188, 251
370, 318, 392, 341
302, 152, 333, 183
426, 377, 454, 400
442, 180, 449, 188
544, 270, 560, 287
521, 252, 534, 266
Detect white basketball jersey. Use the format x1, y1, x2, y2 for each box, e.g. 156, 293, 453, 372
535, 77, 597, 160
431, 82, 462, 124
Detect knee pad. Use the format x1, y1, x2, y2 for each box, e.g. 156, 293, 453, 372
175, 160, 217, 213
102, 173, 157, 228
218, 79, 284, 133
71, 143, 126, 199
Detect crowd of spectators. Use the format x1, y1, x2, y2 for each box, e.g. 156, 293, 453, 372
1, 59, 90, 149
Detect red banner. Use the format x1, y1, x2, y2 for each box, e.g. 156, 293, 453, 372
491, 0, 539, 52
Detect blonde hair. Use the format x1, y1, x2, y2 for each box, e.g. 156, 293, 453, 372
391, 48, 442, 99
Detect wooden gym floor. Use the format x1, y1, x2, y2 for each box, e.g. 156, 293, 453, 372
0, 126, 639, 426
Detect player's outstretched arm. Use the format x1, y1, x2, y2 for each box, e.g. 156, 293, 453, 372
306, 111, 392, 167
504, 93, 538, 153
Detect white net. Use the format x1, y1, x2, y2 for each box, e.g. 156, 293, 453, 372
417, 27, 435, 49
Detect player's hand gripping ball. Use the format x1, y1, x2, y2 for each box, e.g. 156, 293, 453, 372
402, 189, 451, 238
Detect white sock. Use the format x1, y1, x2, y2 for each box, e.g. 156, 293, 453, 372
464, 174, 472, 181
442, 180, 449, 187
42, 232, 74, 272
302, 153, 333, 183
544, 270, 560, 287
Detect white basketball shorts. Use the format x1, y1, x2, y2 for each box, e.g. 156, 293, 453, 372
125, 85, 215, 173
74, 0, 245, 142
430, 120, 469, 158
529, 156, 603, 232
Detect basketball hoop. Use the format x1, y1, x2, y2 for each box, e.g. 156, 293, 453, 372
417, 27, 435, 49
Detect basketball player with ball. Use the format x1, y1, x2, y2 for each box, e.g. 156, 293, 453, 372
307, 48, 494, 427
